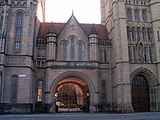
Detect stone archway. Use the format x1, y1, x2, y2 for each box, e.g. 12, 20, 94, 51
130, 68, 158, 112
55, 77, 90, 112
49, 71, 96, 113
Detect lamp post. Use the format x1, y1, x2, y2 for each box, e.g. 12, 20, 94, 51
54, 92, 58, 112
86, 92, 90, 112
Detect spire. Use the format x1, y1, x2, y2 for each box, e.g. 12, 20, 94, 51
48, 22, 55, 34
72, 9, 74, 15
90, 24, 98, 35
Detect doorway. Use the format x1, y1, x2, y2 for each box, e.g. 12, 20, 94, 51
54, 77, 90, 113
131, 75, 150, 112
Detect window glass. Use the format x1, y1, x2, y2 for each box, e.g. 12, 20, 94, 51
70, 37, 75, 60
142, 27, 146, 40
127, 9, 132, 21
142, 10, 147, 22
15, 41, 21, 52
37, 80, 43, 102
147, 28, 152, 41
100, 49, 102, 62
133, 46, 136, 62
134, 10, 139, 21
11, 75, 18, 103
78, 42, 83, 61
149, 47, 153, 62
157, 31, 160, 41
104, 50, 107, 63
132, 27, 135, 41
63, 42, 67, 60
17, 14, 23, 27
127, 26, 130, 40
137, 27, 141, 41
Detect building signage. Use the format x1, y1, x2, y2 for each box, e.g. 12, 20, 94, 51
49, 62, 98, 68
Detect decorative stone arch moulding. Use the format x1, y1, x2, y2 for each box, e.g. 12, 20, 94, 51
130, 67, 158, 87
49, 71, 96, 101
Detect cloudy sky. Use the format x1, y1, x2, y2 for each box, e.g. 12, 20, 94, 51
45, 0, 101, 23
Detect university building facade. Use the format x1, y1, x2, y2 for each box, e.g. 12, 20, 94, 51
0, 0, 160, 113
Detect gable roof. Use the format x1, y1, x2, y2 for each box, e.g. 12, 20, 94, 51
38, 22, 109, 40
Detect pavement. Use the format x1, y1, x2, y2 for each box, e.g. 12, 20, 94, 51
0, 112, 160, 120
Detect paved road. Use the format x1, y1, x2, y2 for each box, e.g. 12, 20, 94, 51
0, 112, 160, 120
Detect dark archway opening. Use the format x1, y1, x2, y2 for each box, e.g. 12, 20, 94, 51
54, 77, 90, 113
131, 75, 150, 112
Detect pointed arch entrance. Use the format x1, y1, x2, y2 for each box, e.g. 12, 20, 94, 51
131, 75, 150, 112
50, 71, 95, 113
130, 68, 158, 112
55, 77, 90, 112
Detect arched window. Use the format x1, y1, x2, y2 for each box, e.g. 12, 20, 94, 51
70, 37, 75, 60
133, 46, 136, 62
37, 80, 43, 102
14, 12, 23, 52
63, 42, 67, 60
41, 48, 45, 57
16, 12, 23, 39
149, 47, 153, 62
137, 27, 141, 41
142, 27, 146, 40
127, 9, 132, 22
147, 27, 152, 41
104, 50, 107, 63
127, 26, 131, 40
142, 10, 147, 22
78, 42, 83, 61
99, 49, 102, 62
132, 27, 136, 41
134, 9, 139, 21
11, 75, 18, 103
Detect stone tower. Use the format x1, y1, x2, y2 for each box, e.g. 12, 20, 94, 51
0, 0, 45, 113
101, 0, 160, 112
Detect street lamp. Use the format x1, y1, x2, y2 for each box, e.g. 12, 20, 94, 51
54, 92, 58, 112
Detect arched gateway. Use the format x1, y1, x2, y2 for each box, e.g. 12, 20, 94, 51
131, 68, 158, 112
49, 71, 95, 113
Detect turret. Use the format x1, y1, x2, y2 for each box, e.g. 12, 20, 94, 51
89, 25, 98, 61
46, 23, 57, 61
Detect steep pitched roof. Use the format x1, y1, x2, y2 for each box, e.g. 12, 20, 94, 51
38, 22, 109, 40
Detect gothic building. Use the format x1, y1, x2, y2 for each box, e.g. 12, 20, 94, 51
0, 0, 160, 113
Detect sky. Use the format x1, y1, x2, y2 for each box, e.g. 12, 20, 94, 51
45, 0, 101, 23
